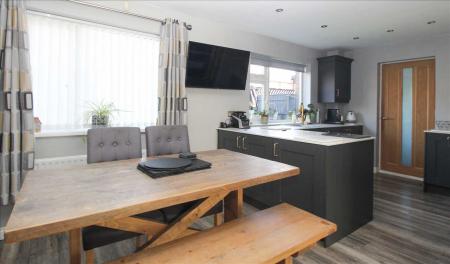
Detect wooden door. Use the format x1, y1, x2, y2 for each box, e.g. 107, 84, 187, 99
380, 59, 435, 177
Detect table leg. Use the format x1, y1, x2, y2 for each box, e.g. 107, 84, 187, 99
69, 228, 82, 264
224, 188, 243, 222
142, 190, 229, 249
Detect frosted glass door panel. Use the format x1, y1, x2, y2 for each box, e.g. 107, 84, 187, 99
401, 68, 413, 167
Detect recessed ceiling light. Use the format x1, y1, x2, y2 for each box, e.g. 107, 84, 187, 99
427, 20, 436, 24
321, 25, 328, 28
275, 8, 284, 13
386, 29, 394, 33
353, 36, 360, 40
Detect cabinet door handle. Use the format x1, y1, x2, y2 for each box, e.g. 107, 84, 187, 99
242, 136, 247, 150
273, 142, 279, 157
236, 136, 241, 149
336, 89, 340, 97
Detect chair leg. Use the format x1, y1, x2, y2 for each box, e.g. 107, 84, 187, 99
214, 212, 224, 226
85, 249, 95, 264
135, 235, 147, 248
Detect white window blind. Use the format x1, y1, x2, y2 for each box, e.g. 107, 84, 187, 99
250, 54, 307, 73
28, 12, 160, 129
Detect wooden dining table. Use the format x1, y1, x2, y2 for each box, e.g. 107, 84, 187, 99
4, 149, 300, 263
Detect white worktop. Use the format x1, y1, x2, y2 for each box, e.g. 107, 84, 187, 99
218, 125, 375, 146
252, 122, 363, 128
425, 130, 450, 135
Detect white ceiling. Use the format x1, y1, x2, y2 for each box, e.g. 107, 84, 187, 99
144, 1, 450, 50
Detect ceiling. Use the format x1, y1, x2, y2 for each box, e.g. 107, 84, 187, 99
143, 1, 450, 50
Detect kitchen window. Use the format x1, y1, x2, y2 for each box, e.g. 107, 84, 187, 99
28, 12, 160, 132
248, 55, 306, 122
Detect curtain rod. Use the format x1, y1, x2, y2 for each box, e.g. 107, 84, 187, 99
66, 0, 192, 30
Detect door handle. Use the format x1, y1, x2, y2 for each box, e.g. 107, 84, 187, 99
236, 136, 241, 149
242, 136, 247, 150
273, 142, 279, 157
381, 116, 392, 120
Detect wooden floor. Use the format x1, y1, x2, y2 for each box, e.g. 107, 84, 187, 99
1, 173, 450, 264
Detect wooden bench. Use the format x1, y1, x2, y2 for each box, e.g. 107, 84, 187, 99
110, 203, 337, 264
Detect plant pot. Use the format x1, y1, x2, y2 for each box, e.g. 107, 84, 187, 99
92, 115, 109, 126
260, 115, 269, 124
309, 112, 316, 124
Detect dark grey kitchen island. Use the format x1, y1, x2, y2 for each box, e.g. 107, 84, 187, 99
217, 126, 374, 246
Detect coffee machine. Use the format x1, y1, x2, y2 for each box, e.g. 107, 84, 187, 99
229, 111, 250, 129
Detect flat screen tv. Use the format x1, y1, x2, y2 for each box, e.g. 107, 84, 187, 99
185, 41, 250, 90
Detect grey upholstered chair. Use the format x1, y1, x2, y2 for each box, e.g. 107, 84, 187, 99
83, 127, 145, 263
145, 125, 190, 156
143, 125, 224, 227
82, 126, 222, 264
87, 127, 142, 163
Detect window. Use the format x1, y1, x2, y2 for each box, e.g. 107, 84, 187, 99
28, 12, 160, 130
249, 56, 305, 122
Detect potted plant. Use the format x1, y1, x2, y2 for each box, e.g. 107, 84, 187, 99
259, 110, 269, 124
86, 101, 119, 127
307, 104, 317, 124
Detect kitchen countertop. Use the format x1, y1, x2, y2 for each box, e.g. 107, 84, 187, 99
425, 130, 450, 135
252, 122, 363, 128
218, 125, 374, 146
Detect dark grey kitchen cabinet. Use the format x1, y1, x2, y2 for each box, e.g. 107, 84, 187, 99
217, 129, 374, 246
241, 134, 274, 159
277, 140, 325, 215
242, 135, 281, 207
303, 125, 363, 135
318, 55, 353, 103
424, 133, 450, 194
217, 130, 240, 152
217, 130, 281, 207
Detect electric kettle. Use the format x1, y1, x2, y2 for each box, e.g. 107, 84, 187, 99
346, 111, 357, 123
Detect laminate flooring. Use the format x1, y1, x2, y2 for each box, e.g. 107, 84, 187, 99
1, 173, 449, 264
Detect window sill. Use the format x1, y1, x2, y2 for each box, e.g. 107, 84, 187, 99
35, 125, 151, 138
251, 120, 296, 127
36, 129, 89, 138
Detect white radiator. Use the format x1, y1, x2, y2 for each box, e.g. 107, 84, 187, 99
34, 155, 87, 170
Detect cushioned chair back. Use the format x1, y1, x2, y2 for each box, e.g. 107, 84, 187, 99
145, 125, 190, 157
87, 127, 142, 164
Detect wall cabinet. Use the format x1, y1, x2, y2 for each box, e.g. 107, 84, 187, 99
424, 133, 450, 194
318, 55, 353, 103
217, 129, 374, 246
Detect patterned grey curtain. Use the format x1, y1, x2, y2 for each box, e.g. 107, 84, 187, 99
157, 18, 189, 126
0, 0, 34, 205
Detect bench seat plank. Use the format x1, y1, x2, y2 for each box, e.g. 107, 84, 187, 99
111, 203, 337, 264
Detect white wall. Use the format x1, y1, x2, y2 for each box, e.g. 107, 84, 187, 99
346, 34, 450, 137
344, 34, 450, 165
29, 0, 323, 157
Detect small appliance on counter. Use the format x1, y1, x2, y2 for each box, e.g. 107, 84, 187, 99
325, 108, 343, 124
229, 111, 250, 129
346, 111, 357, 123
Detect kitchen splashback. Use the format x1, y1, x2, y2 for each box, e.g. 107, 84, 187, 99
436, 121, 450, 130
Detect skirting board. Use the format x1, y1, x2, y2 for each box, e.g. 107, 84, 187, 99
378, 169, 423, 182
